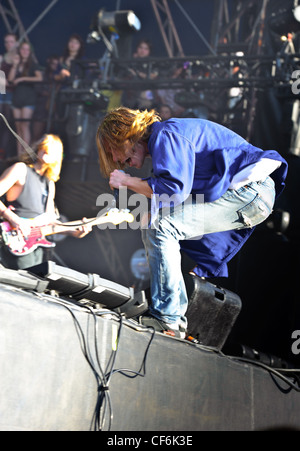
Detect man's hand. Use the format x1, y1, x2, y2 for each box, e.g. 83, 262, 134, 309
109, 169, 153, 198
109, 169, 131, 190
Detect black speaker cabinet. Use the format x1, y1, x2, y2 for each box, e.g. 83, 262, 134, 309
27, 261, 148, 318
184, 274, 242, 350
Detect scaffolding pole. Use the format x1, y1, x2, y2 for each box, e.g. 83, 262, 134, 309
17, 0, 60, 43
210, 0, 271, 141
0, 0, 59, 46
150, 0, 184, 57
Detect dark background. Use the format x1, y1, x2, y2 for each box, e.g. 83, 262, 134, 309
0, 0, 215, 63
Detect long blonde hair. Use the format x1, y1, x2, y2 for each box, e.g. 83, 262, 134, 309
26, 134, 63, 182
96, 107, 160, 177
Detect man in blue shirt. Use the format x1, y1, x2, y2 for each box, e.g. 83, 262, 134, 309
96, 107, 288, 338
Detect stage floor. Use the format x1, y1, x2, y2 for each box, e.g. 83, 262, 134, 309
0, 278, 299, 431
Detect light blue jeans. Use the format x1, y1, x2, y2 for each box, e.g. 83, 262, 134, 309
141, 176, 276, 328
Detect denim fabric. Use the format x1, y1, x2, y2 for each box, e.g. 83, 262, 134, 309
141, 176, 275, 327
0, 92, 12, 104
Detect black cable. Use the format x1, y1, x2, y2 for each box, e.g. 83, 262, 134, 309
38, 294, 117, 431
227, 356, 300, 393
84, 307, 124, 431
92, 312, 123, 431
272, 367, 300, 373
28, 292, 157, 431
66, 299, 300, 428
108, 326, 155, 380
55, 301, 111, 431
58, 303, 105, 382
0, 113, 37, 161
92, 313, 156, 431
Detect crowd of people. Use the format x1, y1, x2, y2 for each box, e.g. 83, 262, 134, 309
0, 33, 211, 161
0, 32, 91, 160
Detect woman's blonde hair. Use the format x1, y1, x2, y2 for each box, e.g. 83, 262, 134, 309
25, 134, 63, 182
96, 107, 160, 177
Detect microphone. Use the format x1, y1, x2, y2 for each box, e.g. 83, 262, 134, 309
113, 187, 119, 207
112, 170, 125, 209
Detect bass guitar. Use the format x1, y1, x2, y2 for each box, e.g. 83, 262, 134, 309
0, 208, 134, 256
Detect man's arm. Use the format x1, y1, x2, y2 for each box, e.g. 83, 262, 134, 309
109, 169, 153, 198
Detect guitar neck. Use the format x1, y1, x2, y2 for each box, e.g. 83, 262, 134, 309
39, 210, 134, 237
40, 217, 105, 237
0, 209, 134, 257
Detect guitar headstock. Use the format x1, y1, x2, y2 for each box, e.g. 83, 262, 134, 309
104, 208, 134, 225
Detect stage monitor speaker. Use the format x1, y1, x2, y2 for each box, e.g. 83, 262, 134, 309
27, 261, 90, 295
114, 290, 148, 318
0, 265, 49, 293
184, 273, 242, 351
27, 261, 148, 316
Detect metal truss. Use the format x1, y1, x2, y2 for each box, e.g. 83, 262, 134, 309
0, 0, 59, 45
150, 0, 184, 57
60, 50, 298, 142
67, 52, 299, 94
210, 0, 270, 55
209, 0, 273, 139
0, 0, 30, 41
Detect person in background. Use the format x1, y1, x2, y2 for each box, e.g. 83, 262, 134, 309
157, 104, 173, 121
54, 33, 85, 84
0, 33, 19, 159
122, 39, 158, 109
53, 34, 86, 132
156, 62, 187, 118
0, 134, 91, 270
96, 107, 288, 338
8, 41, 43, 158
32, 55, 60, 143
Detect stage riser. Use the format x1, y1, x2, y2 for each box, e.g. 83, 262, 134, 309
0, 284, 299, 431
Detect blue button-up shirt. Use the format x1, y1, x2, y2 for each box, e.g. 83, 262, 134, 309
145, 118, 288, 277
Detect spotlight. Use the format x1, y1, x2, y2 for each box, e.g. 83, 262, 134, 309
130, 249, 149, 281
293, 4, 300, 22
268, 1, 300, 35
87, 9, 141, 57
97, 9, 141, 33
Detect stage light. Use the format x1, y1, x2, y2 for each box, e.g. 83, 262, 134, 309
293, 4, 300, 22
98, 10, 141, 33
268, 1, 300, 35
87, 9, 141, 57
130, 249, 149, 283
